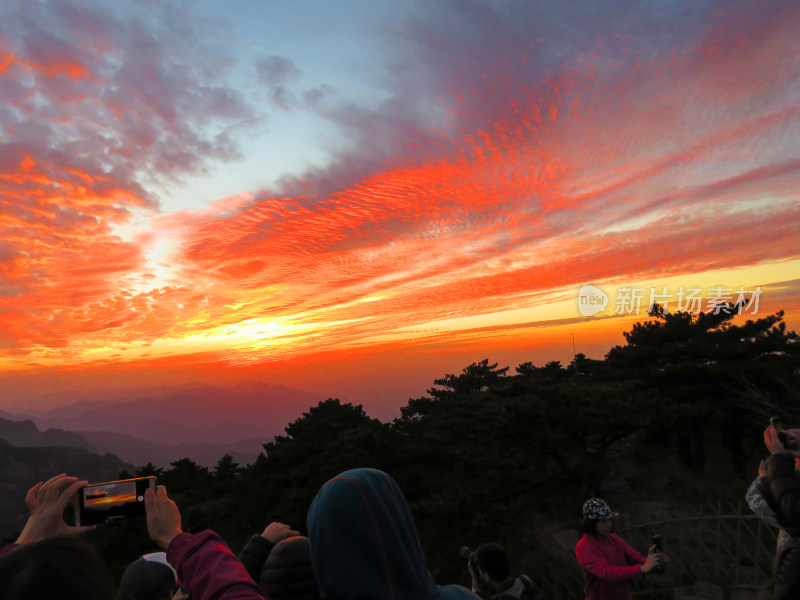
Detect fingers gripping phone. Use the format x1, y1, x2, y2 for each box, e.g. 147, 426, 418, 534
74, 476, 156, 526
771, 417, 789, 447
651, 534, 663, 552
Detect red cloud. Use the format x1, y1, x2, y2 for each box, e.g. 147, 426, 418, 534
1, 0, 798, 372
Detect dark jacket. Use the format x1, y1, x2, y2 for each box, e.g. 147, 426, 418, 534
307, 467, 480, 600
764, 454, 800, 599
239, 534, 320, 600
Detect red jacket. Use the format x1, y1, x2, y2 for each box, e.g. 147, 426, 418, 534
168, 530, 266, 600
575, 533, 645, 600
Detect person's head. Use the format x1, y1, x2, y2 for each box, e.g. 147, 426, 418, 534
581, 497, 618, 537
261, 536, 321, 600
0, 536, 117, 600
474, 543, 509, 584
118, 553, 177, 600
307, 468, 467, 600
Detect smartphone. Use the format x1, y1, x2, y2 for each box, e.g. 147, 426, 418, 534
651, 534, 663, 552
771, 417, 789, 447
74, 476, 156, 526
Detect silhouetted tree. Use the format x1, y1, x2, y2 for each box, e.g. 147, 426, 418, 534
213, 453, 241, 481
606, 307, 800, 473
135, 462, 164, 478
399, 359, 510, 423
244, 399, 395, 529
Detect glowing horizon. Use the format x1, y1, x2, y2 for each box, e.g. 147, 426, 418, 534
1, 1, 799, 411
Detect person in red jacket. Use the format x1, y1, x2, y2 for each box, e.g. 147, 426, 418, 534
574, 497, 666, 600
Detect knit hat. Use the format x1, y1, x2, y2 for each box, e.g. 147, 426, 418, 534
582, 497, 619, 520
119, 552, 177, 600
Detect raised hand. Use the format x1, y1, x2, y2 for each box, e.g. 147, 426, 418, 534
641, 545, 666, 574
16, 474, 94, 544
765, 426, 800, 457
260, 521, 300, 544
145, 485, 183, 550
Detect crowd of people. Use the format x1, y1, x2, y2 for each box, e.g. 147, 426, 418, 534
0, 423, 797, 600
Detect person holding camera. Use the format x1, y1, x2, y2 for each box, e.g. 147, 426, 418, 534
0, 473, 266, 600
463, 543, 546, 600
574, 497, 667, 600
758, 424, 800, 599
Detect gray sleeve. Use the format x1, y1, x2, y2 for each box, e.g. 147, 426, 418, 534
746, 476, 780, 528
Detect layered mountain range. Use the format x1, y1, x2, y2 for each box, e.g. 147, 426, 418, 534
0, 381, 327, 540
0, 380, 326, 467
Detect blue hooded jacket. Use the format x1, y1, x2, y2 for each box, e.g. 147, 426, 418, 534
307, 468, 479, 600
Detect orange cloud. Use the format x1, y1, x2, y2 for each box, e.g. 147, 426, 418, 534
1, 1, 798, 391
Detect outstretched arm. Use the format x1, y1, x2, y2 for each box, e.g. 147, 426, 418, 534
577, 543, 644, 582
146, 485, 265, 600
577, 539, 664, 582
619, 536, 647, 566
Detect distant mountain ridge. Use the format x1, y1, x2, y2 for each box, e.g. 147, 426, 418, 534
1, 381, 326, 467
20, 381, 321, 445
0, 417, 96, 451
77, 430, 264, 469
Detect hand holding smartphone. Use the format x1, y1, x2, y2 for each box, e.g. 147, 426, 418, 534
651, 534, 663, 552
74, 476, 156, 526
771, 417, 789, 448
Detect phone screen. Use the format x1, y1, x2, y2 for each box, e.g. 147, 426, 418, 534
77, 477, 155, 526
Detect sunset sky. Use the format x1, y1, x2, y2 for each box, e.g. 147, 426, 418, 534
1, 0, 799, 417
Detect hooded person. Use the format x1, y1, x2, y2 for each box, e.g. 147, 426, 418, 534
307, 467, 479, 600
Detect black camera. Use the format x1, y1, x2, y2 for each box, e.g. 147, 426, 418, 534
459, 545, 477, 568
651, 534, 663, 552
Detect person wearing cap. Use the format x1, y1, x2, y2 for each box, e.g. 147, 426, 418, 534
119, 552, 177, 600
574, 497, 666, 600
